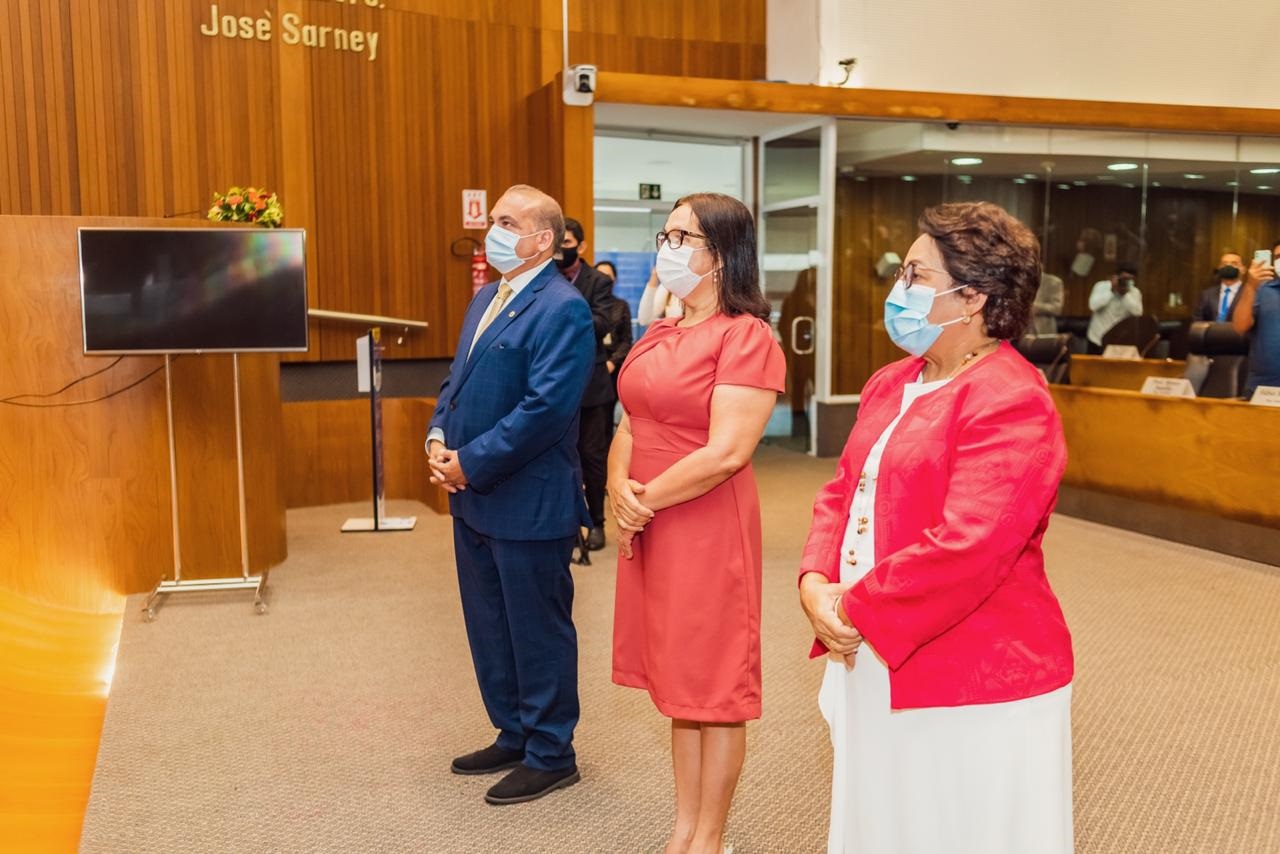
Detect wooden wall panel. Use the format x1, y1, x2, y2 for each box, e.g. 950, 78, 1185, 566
1, 1, 767, 365
280, 397, 447, 515
0, 216, 286, 610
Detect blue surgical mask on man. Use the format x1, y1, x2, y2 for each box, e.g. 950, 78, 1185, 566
485, 224, 548, 275
883, 278, 966, 357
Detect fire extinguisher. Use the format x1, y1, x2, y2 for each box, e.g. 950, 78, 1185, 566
451, 237, 490, 295
470, 246, 488, 295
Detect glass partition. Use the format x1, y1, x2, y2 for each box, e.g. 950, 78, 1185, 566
593, 133, 749, 322
831, 120, 1280, 394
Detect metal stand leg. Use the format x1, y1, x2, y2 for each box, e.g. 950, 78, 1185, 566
144, 355, 269, 620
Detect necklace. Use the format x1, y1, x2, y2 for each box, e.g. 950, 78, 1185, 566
944, 339, 1000, 379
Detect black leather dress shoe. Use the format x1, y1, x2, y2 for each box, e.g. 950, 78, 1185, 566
586, 527, 605, 551
484, 764, 580, 805
450, 744, 524, 776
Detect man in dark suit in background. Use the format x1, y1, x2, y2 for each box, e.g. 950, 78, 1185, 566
1195, 251, 1246, 322
426, 184, 594, 805
557, 217, 615, 551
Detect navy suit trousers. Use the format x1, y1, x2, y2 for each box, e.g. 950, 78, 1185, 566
452, 518, 579, 771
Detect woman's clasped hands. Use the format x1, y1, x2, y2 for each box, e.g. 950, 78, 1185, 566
609, 478, 654, 559
799, 573, 863, 670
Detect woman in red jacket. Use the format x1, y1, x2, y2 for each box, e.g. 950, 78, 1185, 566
798, 202, 1074, 854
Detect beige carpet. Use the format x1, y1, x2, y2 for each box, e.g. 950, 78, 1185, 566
80, 446, 1280, 853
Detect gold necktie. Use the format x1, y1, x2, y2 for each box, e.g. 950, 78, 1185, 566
471, 282, 514, 352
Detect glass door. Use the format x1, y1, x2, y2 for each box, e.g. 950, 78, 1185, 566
758, 120, 835, 453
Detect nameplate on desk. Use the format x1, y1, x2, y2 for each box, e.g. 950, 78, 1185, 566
1249, 386, 1280, 408
1101, 345, 1142, 360
1140, 376, 1196, 398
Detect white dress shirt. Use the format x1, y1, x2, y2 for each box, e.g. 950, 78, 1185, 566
1217, 282, 1240, 320
428, 259, 553, 450
1087, 280, 1143, 346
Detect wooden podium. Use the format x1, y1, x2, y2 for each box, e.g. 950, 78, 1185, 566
0, 215, 287, 613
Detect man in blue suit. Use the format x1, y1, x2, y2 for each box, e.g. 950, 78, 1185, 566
426, 184, 594, 805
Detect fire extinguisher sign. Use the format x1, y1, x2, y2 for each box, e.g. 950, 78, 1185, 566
462, 189, 488, 229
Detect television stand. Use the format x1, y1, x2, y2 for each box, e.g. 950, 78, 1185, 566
142, 354, 268, 620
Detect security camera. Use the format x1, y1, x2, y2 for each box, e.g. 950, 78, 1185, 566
945, 122, 961, 130
563, 64, 597, 107
834, 57, 857, 86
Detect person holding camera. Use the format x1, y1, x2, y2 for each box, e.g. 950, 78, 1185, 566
1086, 261, 1142, 353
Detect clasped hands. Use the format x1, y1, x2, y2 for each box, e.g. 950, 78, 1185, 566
799, 572, 863, 670
427, 440, 469, 493
609, 478, 654, 560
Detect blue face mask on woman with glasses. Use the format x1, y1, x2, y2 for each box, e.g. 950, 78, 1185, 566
884, 264, 969, 357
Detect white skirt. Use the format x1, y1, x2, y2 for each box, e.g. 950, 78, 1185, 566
818, 645, 1073, 854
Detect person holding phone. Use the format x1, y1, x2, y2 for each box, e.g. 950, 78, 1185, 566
1232, 243, 1280, 395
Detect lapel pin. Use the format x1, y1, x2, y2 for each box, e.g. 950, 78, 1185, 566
507, 311, 515, 317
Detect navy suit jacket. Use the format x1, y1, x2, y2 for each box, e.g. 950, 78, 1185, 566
429, 263, 595, 541
1195, 284, 1242, 322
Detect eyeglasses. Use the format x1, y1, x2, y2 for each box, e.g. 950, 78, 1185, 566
895, 261, 960, 290
656, 229, 711, 251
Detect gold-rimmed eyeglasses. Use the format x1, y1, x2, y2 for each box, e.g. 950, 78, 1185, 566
895, 261, 959, 289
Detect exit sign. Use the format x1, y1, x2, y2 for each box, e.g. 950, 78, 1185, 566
639, 183, 662, 200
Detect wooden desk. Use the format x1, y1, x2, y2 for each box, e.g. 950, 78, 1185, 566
1050, 385, 1280, 533
1070, 355, 1187, 391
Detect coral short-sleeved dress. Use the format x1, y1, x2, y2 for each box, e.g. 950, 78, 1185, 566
611, 313, 786, 722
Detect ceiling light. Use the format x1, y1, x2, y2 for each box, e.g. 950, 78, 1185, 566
854, 176, 869, 182
950, 157, 983, 166
1258, 185, 1273, 191
1072, 180, 1087, 186
956, 175, 973, 184
593, 205, 653, 214
1022, 173, 1039, 180
1249, 167, 1280, 175
1012, 177, 1028, 184
1123, 183, 1136, 188
901, 175, 917, 182
1183, 173, 1205, 180
1107, 162, 1140, 172
1056, 183, 1070, 190
1227, 181, 1239, 187
1151, 181, 1161, 187
1096, 175, 1116, 181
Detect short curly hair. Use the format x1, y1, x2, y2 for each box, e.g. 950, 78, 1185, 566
918, 202, 1041, 340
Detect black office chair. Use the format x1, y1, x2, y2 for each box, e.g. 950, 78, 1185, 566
1058, 316, 1091, 354
1101, 314, 1161, 356
1159, 319, 1191, 360
1013, 333, 1072, 384
1187, 321, 1250, 399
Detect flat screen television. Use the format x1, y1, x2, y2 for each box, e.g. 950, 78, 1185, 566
78, 227, 309, 354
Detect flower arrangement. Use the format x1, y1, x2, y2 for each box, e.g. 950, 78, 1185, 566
207, 186, 284, 228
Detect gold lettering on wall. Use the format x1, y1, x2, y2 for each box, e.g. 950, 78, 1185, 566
199, 4, 382, 62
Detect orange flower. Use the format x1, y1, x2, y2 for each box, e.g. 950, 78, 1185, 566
255, 199, 266, 211
227, 194, 243, 206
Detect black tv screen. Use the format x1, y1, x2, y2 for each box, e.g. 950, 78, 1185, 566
79, 228, 308, 354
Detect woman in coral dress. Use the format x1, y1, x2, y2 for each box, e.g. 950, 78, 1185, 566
610, 193, 785, 854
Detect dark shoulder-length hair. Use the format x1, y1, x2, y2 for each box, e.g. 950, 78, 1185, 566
675, 193, 772, 321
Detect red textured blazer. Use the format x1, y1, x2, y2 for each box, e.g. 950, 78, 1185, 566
800, 342, 1073, 709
